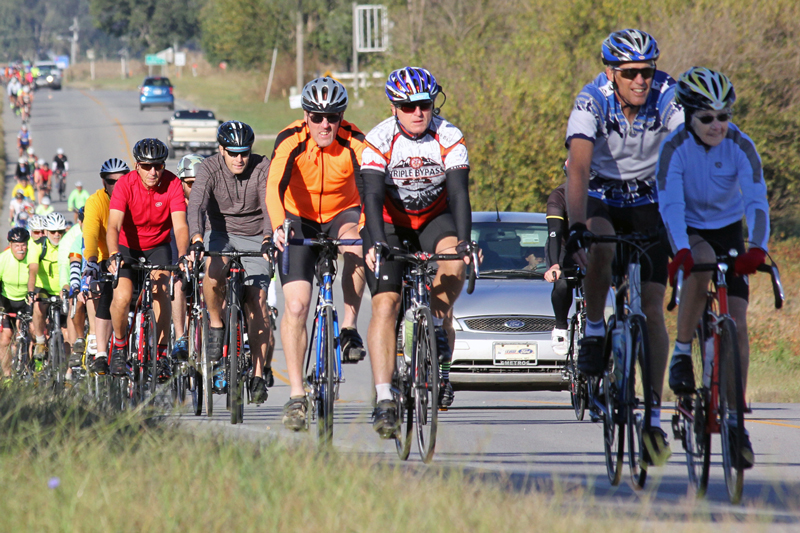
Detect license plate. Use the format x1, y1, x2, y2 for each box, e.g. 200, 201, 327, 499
493, 343, 538, 366
153, 88, 162, 95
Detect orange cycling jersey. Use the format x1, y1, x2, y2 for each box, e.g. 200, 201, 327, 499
266, 119, 365, 229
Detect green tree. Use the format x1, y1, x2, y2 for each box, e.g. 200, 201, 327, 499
89, 0, 201, 52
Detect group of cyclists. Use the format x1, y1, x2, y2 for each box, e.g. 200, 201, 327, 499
0, 29, 772, 470
6, 63, 38, 121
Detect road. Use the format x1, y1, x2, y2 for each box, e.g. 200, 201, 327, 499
4, 86, 800, 523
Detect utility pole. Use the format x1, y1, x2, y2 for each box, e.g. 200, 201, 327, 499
296, 0, 303, 91
69, 17, 79, 67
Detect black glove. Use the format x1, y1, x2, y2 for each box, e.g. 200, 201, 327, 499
564, 223, 593, 257
188, 240, 205, 256
261, 237, 274, 257
455, 240, 471, 257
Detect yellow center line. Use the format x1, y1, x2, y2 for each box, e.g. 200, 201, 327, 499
749, 419, 800, 430
79, 89, 132, 162
270, 368, 291, 385
507, 399, 571, 406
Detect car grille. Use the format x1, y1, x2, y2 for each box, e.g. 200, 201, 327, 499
463, 316, 555, 333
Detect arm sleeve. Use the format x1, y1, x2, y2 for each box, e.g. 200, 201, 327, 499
187, 161, 212, 238
735, 135, 770, 251
445, 167, 471, 242
362, 169, 388, 244
546, 217, 566, 268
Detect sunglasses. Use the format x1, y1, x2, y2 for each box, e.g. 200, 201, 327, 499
396, 102, 433, 114
225, 148, 251, 158
47, 230, 66, 235
613, 67, 656, 80
695, 112, 731, 124
103, 178, 118, 185
307, 113, 342, 124
139, 163, 165, 171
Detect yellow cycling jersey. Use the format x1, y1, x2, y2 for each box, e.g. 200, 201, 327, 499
83, 188, 110, 261
28, 238, 61, 295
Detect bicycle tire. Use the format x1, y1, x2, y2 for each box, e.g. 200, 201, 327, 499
718, 317, 745, 504
131, 313, 146, 405
414, 306, 439, 463
568, 312, 586, 421
228, 303, 242, 425
317, 306, 335, 444
680, 324, 711, 497
50, 328, 66, 394
189, 312, 203, 416
602, 321, 624, 485
201, 310, 213, 417
627, 315, 652, 490
393, 314, 413, 460
145, 310, 158, 399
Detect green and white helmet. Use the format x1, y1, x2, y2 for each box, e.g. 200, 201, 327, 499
676, 67, 736, 112
177, 153, 205, 181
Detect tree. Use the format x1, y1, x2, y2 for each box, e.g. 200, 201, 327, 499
89, 0, 201, 52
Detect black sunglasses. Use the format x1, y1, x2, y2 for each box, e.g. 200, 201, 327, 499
396, 102, 433, 113
103, 177, 118, 185
307, 113, 342, 124
47, 230, 66, 235
613, 67, 656, 80
225, 148, 251, 158
139, 162, 165, 171
696, 112, 731, 124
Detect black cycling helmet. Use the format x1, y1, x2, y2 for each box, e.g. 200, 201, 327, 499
217, 121, 255, 153
301, 77, 349, 114
8, 227, 29, 243
132, 138, 169, 164
100, 157, 130, 177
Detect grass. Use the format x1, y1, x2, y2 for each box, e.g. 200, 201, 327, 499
0, 384, 775, 531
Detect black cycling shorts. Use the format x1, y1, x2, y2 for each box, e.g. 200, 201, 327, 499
0, 298, 30, 330
586, 198, 669, 286
687, 221, 749, 301
118, 243, 173, 290
95, 259, 113, 320
361, 212, 458, 296
278, 207, 361, 285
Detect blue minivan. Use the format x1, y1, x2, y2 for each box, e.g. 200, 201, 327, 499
139, 77, 174, 110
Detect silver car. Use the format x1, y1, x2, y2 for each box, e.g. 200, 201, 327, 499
451, 212, 566, 391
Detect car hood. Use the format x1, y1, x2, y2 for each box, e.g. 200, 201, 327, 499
454, 278, 554, 318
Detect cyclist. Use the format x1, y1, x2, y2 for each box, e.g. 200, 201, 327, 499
52, 148, 69, 175
188, 123, 274, 404
9, 191, 33, 227
60, 207, 86, 367
34, 159, 52, 204
82, 157, 129, 374
28, 215, 46, 243
35, 196, 54, 217
267, 77, 367, 429
11, 173, 35, 203
107, 139, 188, 376
28, 213, 68, 360
7, 76, 20, 111
564, 29, 683, 465
0, 228, 33, 377
543, 182, 572, 356
67, 181, 89, 221
657, 67, 769, 469
361, 66, 472, 436
17, 125, 30, 157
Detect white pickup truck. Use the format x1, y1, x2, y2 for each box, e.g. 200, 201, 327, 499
164, 109, 221, 157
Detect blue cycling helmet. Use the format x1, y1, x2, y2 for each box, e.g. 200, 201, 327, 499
602, 29, 660, 65
385, 67, 440, 104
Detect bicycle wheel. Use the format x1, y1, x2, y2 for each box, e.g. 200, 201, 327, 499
49, 329, 66, 394
568, 313, 586, 421
145, 310, 158, 399
189, 311, 203, 416
316, 306, 336, 444
393, 315, 414, 460
602, 321, 624, 485
627, 315, 653, 490
228, 304, 243, 425
414, 307, 439, 463
718, 317, 745, 504
678, 324, 711, 497
201, 310, 213, 417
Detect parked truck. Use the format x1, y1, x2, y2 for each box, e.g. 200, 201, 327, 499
165, 109, 220, 158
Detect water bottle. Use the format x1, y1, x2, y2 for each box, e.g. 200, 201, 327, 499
612, 325, 625, 383
702, 335, 715, 388
402, 308, 415, 363
134, 311, 142, 350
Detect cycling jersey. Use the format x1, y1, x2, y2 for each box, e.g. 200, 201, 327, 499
361, 115, 470, 239
67, 188, 89, 211
109, 169, 185, 251
12, 183, 35, 202
565, 71, 683, 185
52, 154, 68, 171
83, 188, 110, 261
28, 238, 61, 294
36, 167, 52, 184
9, 198, 33, 220
15, 163, 30, 180
0, 248, 32, 301
656, 123, 770, 252
187, 152, 272, 238
266, 119, 365, 228
58, 224, 83, 289
17, 131, 29, 145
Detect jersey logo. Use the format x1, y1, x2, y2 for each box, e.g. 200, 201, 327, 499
410, 157, 423, 170
155, 202, 163, 207
550, 231, 556, 238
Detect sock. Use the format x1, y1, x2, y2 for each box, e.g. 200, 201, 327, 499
673, 341, 692, 355
96, 351, 108, 360
650, 408, 662, 429
36, 335, 45, 344
375, 383, 392, 402
585, 319, 605, 338
113, 336, 126, 348
440, 362, 450, 381
157, 344, 168, 359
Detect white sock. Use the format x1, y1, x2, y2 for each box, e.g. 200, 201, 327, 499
673, 341, 692, 355
650, 408, 662, 429
375, 383, 392, 402
36, 335, 45, 344
585, 319, 605, 338
96, 351, 108, 360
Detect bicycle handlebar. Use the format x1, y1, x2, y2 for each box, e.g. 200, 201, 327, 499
372, 241, 480, 295
279, 217, 362, 276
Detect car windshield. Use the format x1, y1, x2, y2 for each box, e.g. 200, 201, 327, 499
173, 110, 215, 120
471, 221, 549, 277
145, 78, 171, 87
38, 66, 54, 74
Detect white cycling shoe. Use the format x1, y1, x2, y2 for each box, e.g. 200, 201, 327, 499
551, 328, 569, 356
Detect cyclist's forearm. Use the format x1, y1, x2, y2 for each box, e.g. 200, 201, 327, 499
445, 167, 471, 242
362, 169, 388, 243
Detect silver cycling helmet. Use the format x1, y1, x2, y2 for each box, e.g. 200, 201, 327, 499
301, 77, 348, 114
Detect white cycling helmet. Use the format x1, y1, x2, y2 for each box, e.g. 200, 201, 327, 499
44, 212, 67, 231
28, 215, 45, 231
57, 148, 64, 155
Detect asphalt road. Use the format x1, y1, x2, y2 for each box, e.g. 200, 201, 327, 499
5, 86, 800, 523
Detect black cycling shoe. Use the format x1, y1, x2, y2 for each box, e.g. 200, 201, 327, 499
730, 427, 755, 469
249, 375, 268, 404
109, 345, 128, 376
90, 355, 108, 375
207, 327, 224, 362
668, 352, 696, 395
264, 367, 275, 388
577, 336, 606, 377
157, 357, 172, 381
69, 338, 86, 367
439, 379, 454, 408
372, 399, 399, 439
340, 328, 366, 364
434, 326, 452, 364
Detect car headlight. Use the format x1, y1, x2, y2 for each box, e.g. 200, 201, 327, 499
452, 319, 462, 331
46, 76, 53, 83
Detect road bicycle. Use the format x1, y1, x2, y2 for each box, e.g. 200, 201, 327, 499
1, 309, 33, 380
584, 232, 659, 489
560, 267, 587, 421
54, 169, 67, 202
172, 260, 205, 416
375, 241, 479, 463
669, 251, 783, 504
33, 292, 69, 394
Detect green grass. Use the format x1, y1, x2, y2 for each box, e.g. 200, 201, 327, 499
0, 384, 757, 532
